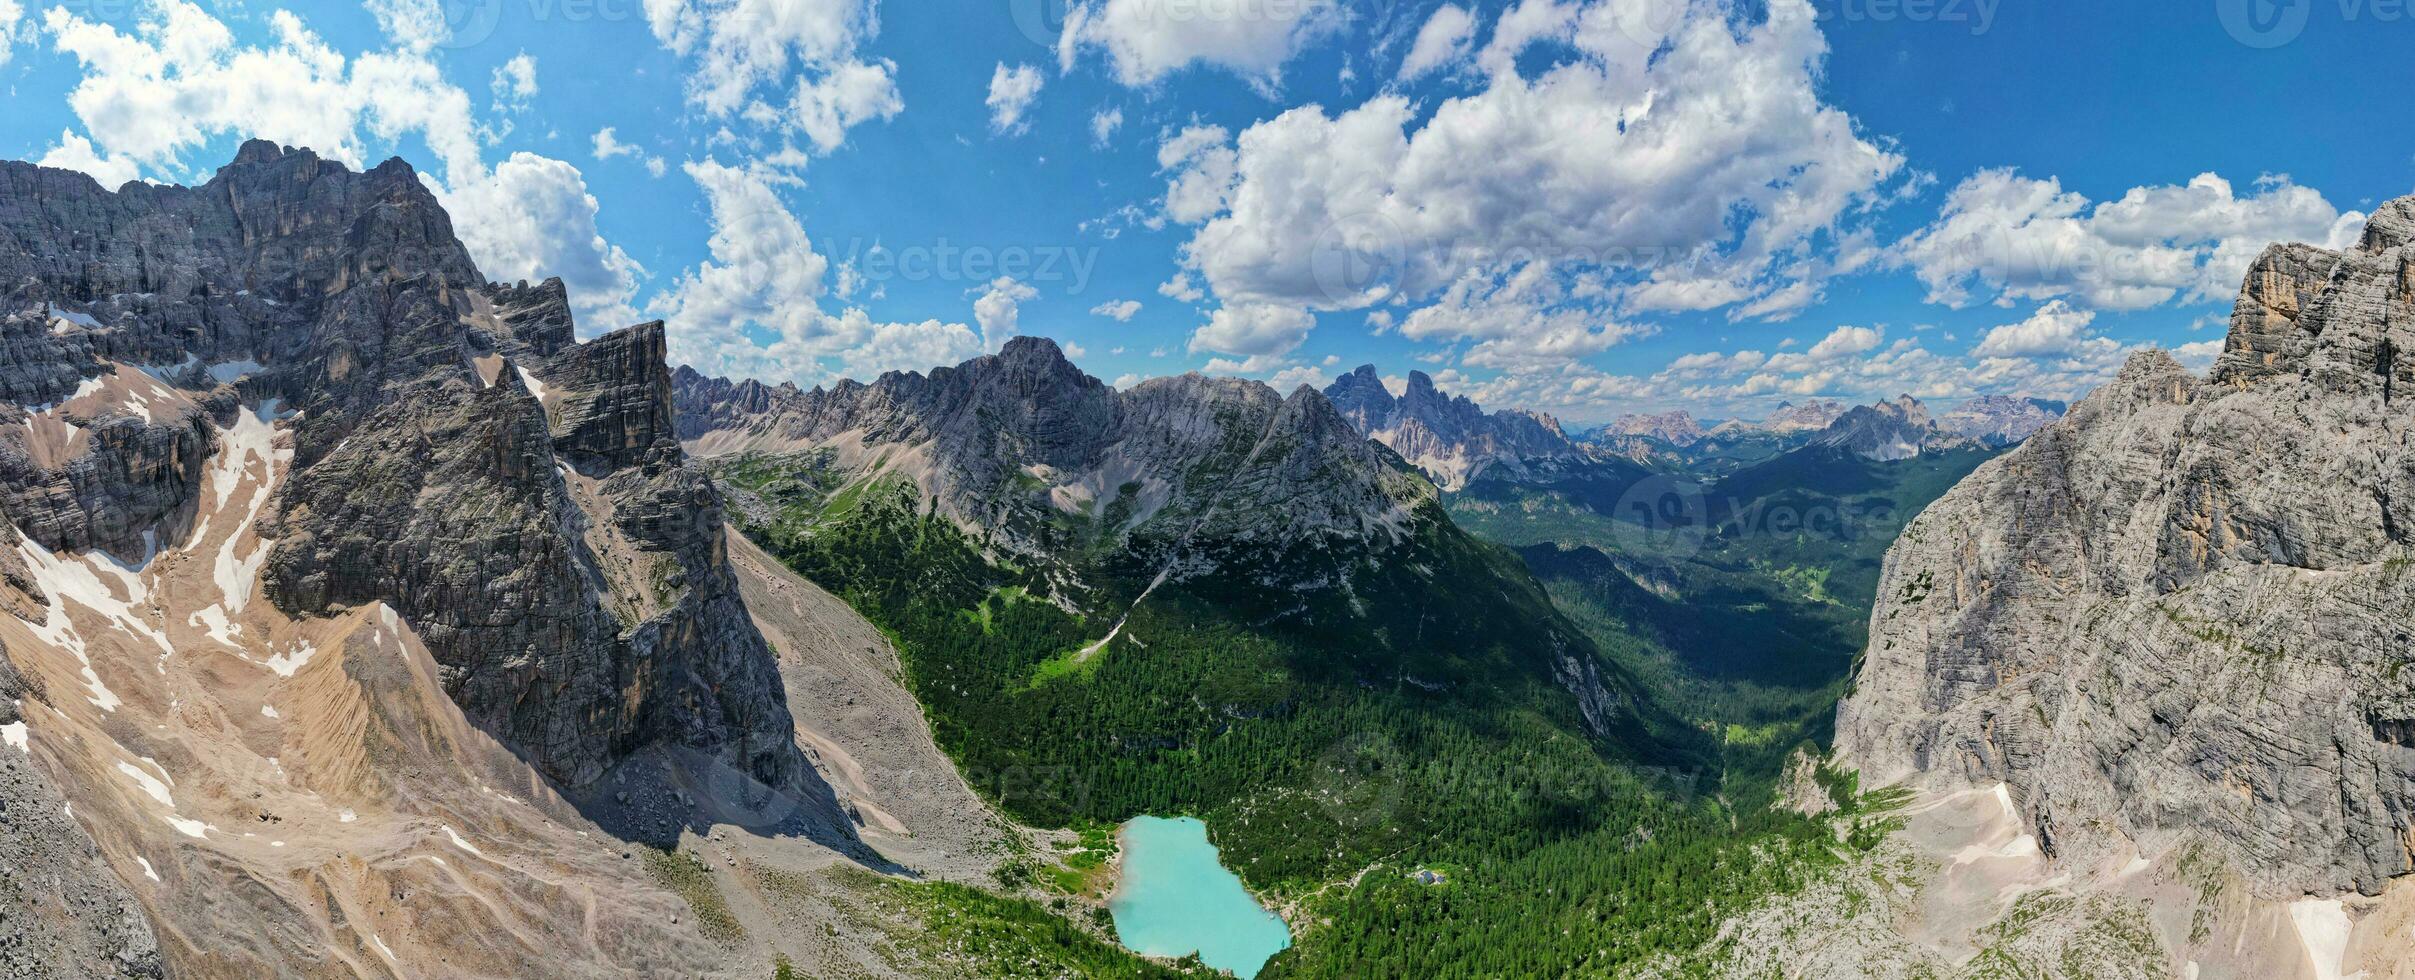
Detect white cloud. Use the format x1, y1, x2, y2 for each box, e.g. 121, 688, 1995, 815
1090, 107, 1124, 145
363, 0, 447, 51
1895, 170, 2361, 311
1396, 4, 1474, 83
592, 126, 668, 178
986, 62, 1044, 135
1395, 261, 1653, 369
1265, 363, 1328, 392
1158, 272, 1204, 303
1157, 0, 1903, 362
652, 158, 981, 384
441, 153, 646, 330
39, 2, 640, 330
643, 0, 901, 153
1970, 301, 2112, 359
1057, 0, 1342, 90
1090, 299, 1142, 321
37, 131, 141, 187
0, 0, 25, 68
491, 52, 538, 113
972, 276, 1038, 352
2170, 339, 2224, 374
1190, 302, 1315, 359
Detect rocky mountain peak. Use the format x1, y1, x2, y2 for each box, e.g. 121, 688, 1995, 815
0, 145, 816, 801
1838, 197, 2415, 898
1318, 364, 1583, 490
2361, 195, 2415, 254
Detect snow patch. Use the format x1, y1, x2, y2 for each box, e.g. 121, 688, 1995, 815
47, 304, 103, 330
115, 760, 174, 807
515, 363, 552, 405
260, 704, 278, 720
442, 824, 485, 857
261, 641, 317, 678
186, 400, 293, 651
205, 359, 263, 384
163, 814, 207, 839
15, 531, 178, 711
2288, 898, 2360, 980
1, 721, 27, 753
134, 856, 159, 882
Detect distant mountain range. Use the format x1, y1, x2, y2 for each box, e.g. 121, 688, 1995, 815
1322, 365, 1587, 491
1312, 368, 2065, 487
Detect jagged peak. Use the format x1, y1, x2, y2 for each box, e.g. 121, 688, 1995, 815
2359, 195, 2415, 255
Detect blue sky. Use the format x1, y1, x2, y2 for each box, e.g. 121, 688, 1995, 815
1, 0, 2407, 424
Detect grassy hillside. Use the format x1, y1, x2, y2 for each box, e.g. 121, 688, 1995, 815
1449, 445, 1998, 782
715, 452, 1850, 975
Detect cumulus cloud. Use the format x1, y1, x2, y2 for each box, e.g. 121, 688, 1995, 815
1396, 4, 1474, 83
1057, 0, 1342, 90
592, 126, 667, 177
490, 52, 538, 113
985, 62, 1044, 135
643, 0, 902, 153
1090, 107, 1123, 145
1895, 170, 2362, 311
443, 153, 646, 330
1969, 301, 2112, 359
1158, 0, 1903, 363
0, 0, 25, 68
1396, 262, 1654, 369
652, 158, 981, 384
973, 276, 1039, 352
38, 2, 640, 328
1090, 299, 1143, 321
1190, 302, 1316, 361
37, 131, 141, 187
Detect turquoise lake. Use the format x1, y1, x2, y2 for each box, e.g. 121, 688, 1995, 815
1109, 816, 1292, 978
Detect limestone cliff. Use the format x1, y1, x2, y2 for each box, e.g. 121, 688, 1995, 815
1836, 197, 2415, 899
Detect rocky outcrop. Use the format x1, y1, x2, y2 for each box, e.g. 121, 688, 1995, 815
0, 143, 809, 795
1836, 198, 2415, 898
1321, 365, 1586, 490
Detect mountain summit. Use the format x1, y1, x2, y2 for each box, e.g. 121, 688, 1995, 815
1319, 365, 1584, 490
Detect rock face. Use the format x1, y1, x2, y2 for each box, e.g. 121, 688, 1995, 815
1935, 395, 2066, 447
1837, 198, 2415, 898
680, 340, 1437, 584
1322, 365, 1586, 490
0, 143, 807, 793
